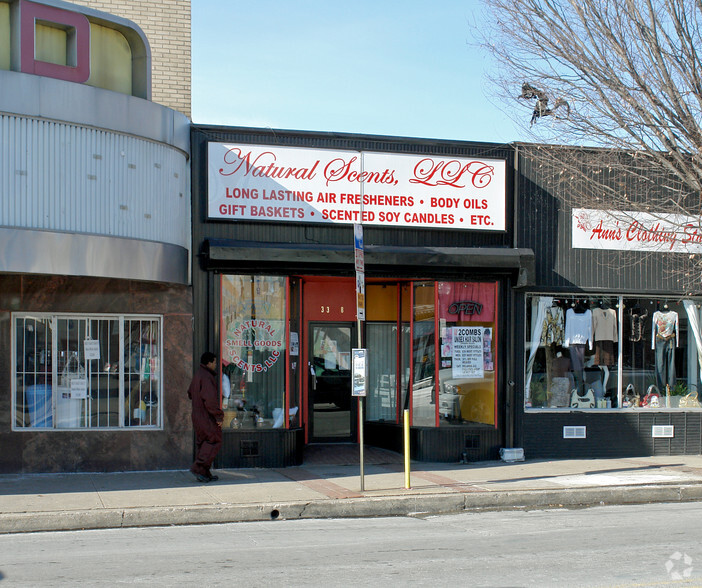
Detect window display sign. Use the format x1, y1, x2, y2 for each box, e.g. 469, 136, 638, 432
84, 339, 100, 361
452, 326, 485, 378
69, 378, 88, 399
208, 143, 506, 231
220, 275, 287, 430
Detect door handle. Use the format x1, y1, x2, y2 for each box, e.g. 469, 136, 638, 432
309, 362, 316, 390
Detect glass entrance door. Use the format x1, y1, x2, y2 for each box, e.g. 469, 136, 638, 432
308, 323, 356, 442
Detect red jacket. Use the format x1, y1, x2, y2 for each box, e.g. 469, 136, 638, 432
187, 364, 223, 438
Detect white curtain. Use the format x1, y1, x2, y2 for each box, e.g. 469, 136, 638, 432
683, 300, 702, 386
525, 296, 553, 401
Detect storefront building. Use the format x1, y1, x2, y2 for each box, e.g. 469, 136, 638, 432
191, 125, 534, 466
516, 144, 702, 457
1, 0, 192, 472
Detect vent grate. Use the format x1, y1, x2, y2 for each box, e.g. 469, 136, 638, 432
652, 425, 674, 438
465, 434, 480, 449
240, 440, 259, 457
563, 426, 586, 439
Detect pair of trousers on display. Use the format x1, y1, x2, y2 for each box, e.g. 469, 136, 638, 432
655, 338, 676, 391
568, 344, 586, 392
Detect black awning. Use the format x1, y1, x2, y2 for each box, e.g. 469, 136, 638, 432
202, 239, 534, 286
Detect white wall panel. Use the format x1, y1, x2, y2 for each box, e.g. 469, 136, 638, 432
0, 114, 190, 250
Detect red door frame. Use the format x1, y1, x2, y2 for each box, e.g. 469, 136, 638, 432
300, 277, 357, 444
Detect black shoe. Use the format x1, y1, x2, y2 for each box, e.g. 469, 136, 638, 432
208, 474, 219, 481
191, 470, 210, 483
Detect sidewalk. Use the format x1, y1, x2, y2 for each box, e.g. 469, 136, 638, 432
3, 449, 702, 534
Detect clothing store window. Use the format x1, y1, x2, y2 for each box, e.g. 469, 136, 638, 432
525, 295, 702, 409
220, 275, 289, 430
437, 282, 498, 427
622, 298, 701, 407
13, 313, 162, 430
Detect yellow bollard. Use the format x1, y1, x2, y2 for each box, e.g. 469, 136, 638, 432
403, 408, 410, 489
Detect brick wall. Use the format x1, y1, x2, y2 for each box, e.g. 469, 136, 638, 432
70, 0, 191, 118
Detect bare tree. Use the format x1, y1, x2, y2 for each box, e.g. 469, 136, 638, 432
478, 0, 702, 290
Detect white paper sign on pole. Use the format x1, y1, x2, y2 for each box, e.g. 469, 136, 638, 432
356, 271, 365, 321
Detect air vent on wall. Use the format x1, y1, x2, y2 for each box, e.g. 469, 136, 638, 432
563, 426, 586, 439
240, 440, 259, 457
652, 425, 674, 438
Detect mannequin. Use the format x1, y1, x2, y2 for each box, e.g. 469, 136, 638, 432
652, 304, 678, 393
549, 350, 573, 407
592, 302, 618, 393
564, 302, 593, 392
541, 301, 565, 400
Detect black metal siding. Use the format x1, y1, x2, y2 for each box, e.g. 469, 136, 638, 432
192, 126, 518, 360
365, 422, 502, 462
190, 126, 520, 464
517, 145, 693, 294
216, 429, 304, 468
521, 412, 702, 458
192, 125, 515, 253
515, 145, 702, 459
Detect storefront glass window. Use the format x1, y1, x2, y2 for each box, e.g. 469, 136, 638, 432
366, 323, 397, 421
366, 284, 399, 422
437, 282, 498, 427
525, 295, 702, 409
412, 282, 436, 426
220, 275, 288, 430
13, 313, 162, 429
400, 284, 411, 419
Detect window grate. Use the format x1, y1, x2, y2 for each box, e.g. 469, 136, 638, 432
12, 312, 162, 431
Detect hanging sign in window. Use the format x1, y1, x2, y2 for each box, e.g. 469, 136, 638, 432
69, 378, 88, 399
452, 326, 484, 378
84, 339, 100, 361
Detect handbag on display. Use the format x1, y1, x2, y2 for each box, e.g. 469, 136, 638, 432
641, 385, 661, 408
570, 388, 596, 409
623, 383, 639, 408
679, 391, 701, 408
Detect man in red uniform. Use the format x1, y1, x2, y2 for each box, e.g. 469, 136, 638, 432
187, 351, 223, 483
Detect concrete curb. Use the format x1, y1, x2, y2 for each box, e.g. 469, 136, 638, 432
3, 484, 702, 534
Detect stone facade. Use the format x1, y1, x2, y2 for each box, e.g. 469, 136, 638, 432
1, 275, 193, 473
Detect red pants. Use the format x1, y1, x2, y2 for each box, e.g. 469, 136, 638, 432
191, 428, 222, 476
